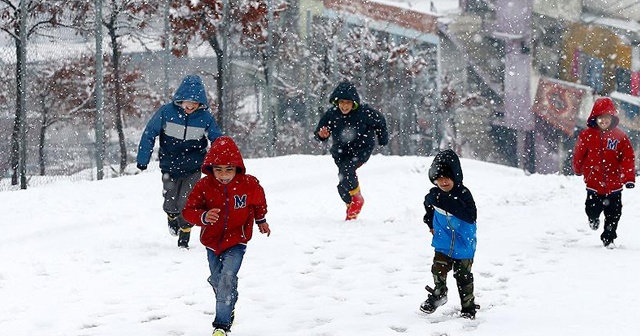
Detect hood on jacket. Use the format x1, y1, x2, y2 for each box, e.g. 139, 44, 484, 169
587, 97, 619, 128
202, 136, 246, 176
429, 149, 463, 186
329, 80, 361, 109
173, 75, 209, 109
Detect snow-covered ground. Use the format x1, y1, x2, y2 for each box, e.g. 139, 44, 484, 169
1, 154, 639, 335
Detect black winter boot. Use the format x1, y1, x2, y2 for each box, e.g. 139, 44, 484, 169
178, 227, 191, 249
167, 213, 179, 236
420, 286, 448, 314
461, 304, 479, 319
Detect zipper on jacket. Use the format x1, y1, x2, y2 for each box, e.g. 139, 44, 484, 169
598, 131, 609, 193
182, 114, 189, 140
445, 212, 455, 257
217, 184, 229, 246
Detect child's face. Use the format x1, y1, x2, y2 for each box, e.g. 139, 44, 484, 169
596, 114, 613, 130
338, 99, 354, 114
213, 165, 236, 184
180, 100, 200, 114
435, 176, 454, 192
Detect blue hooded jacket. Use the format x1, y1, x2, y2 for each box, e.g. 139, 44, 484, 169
137, 75, 222, 178
423, 149, 477, 259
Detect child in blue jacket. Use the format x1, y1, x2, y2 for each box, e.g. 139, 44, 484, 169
136, 75, 222, 248
420, 149, 478, 319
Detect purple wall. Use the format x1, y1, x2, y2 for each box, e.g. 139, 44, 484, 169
496, 0, 534, 131
495, 0, 532, 38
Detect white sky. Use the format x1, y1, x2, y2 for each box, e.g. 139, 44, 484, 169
1, 154, 639, 335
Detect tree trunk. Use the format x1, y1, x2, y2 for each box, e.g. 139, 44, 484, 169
208, 35, 225, 131
108, 25, 127, 174
39, 99, 48, 176
10, 36, 25, 185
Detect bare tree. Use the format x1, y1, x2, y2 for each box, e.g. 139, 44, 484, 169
30, 53, 160, 176
168, 0, 287, 134
0, 0, 88, 186
100, 1, 158, 173
32, 57, 94, 175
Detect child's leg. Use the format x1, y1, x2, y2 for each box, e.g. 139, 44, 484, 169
162, 175, 182, 235
162, 174, 179, 214
585, 190, 604, 221
174, 171, 201, 227
207, 249, 223, 292
335, 156, 359, 204
453, 258, 475, 310
174, 172, 202, 247
601, 192, 622, 243
432, 252, 453, 296
210, 245, 246, 331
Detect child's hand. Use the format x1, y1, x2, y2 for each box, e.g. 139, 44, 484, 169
258, 223, 271, 237
318, 126, 330, 139
204, 208, 221, 224
430, 229, 434, 235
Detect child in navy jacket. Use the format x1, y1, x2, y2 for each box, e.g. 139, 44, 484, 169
313, 80, 388, 220
136, 75, 222, 248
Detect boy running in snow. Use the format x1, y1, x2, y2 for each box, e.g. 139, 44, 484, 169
421, 149, 478, 319
137, 75, 222, 248
313, 80, 388, 220
572, 97, 635, 248
182, 136, 270, 336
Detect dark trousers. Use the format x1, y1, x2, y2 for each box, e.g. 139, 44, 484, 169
432, 252, 475, 309
162, 171, 201, 228
585, 190, 622, 242
334, 152, 370, 203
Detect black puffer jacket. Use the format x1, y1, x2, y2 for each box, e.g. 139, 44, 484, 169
424, 149, 477, 225
314, 81, 388, 160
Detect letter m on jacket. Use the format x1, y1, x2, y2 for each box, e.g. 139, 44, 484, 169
607, 138, 619, 150
234, 194, 247, 209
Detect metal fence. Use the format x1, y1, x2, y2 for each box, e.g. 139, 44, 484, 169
0, 1, 443, 191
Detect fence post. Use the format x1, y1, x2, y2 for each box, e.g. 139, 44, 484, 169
266, 0, 276, 156
303, 9, 312, 153
17, 0, 28, 189
94, 0, 105, 180
220, 0, 230, 132
163, 0, 171, 100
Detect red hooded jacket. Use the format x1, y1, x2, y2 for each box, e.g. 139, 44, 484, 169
182, 136, 268, 255
572, 97, 636, 195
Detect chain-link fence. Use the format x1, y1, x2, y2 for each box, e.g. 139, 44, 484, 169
0, 1, 444, 191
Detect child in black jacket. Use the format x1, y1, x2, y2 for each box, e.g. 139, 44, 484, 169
314, 80, 388, 220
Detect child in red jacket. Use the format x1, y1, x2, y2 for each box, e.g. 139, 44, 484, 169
182, 136, 270, 336
572, 97, 635, 248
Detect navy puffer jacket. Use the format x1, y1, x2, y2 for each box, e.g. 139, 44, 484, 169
137, 75, 222, 178
314, 81, 388, 160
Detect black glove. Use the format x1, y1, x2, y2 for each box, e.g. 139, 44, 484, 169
137, 163, 147, 171
625, 182, 635, 189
